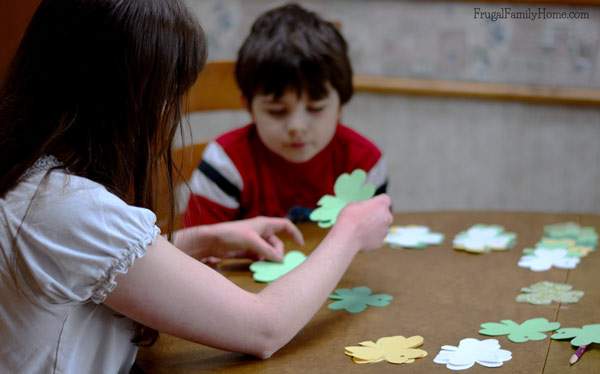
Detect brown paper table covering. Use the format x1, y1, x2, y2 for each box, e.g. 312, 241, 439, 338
135, 211, 600, 373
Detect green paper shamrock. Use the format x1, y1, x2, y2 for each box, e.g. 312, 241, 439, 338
310, 169, 375, 228
524, 241, 591, 258
479, 318, 560, 343
544, 222, 580, 238
249, 251, 306, 283
516, 281, 584, 305
551, 324, 600, 347
544, 222, 598, 248
328, 286, 393, 313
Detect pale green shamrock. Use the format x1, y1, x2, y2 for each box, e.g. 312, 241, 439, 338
249, 251, 306, 283
479, 318, 560, 343
516, 281, 584, 305
328, 286, 393, 314
309, 169, 375, 228
551, 324, 600, 347
544, 222, 581, 239
544, 222, 598, 248
524, 240, 591, 258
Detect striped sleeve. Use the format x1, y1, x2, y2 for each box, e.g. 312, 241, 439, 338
366, 155, 388, 195
182, 142, 244, 226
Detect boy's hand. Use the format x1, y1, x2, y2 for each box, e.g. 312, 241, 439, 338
335, 194, 393, 251
208, 217, 305, 263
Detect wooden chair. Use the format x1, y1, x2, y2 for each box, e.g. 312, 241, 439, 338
156, 60, 242, 231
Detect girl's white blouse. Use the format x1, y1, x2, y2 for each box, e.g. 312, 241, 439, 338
0, 156, 160, 373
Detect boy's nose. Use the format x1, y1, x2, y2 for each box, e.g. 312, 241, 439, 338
287, 112, 308, 135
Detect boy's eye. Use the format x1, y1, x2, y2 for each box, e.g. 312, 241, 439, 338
267, 109, 287, 116
308, 106, 325, 113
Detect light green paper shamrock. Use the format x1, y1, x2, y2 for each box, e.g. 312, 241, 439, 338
479, 318, 560, 343
544, 222, 580, 238
249, 251, 306, 283
544, 222, 598, 248
551, 324, 600, 347
516, 281, 584, 305
328, 286, 393, 313
309, 169, 375, 228
525, 239, 591, 258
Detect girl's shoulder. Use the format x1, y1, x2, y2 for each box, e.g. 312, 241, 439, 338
2, 155, 160, 305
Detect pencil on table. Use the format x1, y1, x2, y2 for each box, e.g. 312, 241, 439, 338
569, 345, 588, 365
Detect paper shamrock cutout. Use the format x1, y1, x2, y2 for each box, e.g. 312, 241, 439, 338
531, 238, 593, 258
328, 286, 393, 313
309, 169, 375, 228
384, 225, 444, 249
551, 324, 600, 347
516, 281, 584, 305
433, 338, 512, 370
479, 318, 560, 343
544, 222, 598, 248
453, 224, 516, 253
345, 335, 427, 364
518, 248, 580, 272
249, 251, 306, 283
523, 238, 594, 257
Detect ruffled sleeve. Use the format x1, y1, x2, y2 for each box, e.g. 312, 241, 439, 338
12, 173, 160, 304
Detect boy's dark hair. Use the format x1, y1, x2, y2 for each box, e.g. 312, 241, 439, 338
0, 0, 206, 346
235, 3, 353, 105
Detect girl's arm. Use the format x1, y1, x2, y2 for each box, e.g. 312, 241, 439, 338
104, 195, 392, 359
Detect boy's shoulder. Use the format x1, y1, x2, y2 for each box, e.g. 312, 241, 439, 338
214, 123, 256, 150
335, 124, 382, 158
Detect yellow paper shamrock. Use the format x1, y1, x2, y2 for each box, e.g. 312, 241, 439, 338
344, 335, 427, 364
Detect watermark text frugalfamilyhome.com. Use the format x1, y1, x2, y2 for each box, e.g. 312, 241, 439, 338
474, 7, 590, 21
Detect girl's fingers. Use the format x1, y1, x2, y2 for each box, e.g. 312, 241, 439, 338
266, 235, 285, 257
266, 218, 305, 246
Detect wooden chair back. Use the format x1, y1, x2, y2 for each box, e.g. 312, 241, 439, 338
157, 60, 241, 231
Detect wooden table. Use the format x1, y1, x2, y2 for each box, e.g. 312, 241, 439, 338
135, 212, 600, 373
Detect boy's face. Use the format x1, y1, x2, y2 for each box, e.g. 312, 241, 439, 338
250, 84, 340, 163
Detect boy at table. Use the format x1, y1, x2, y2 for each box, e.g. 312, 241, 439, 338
183, 4, 388, 227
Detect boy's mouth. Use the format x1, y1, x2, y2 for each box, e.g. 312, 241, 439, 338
287, 142, 306, 149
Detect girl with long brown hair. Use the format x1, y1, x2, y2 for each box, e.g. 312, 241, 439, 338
0, 0, 392, 372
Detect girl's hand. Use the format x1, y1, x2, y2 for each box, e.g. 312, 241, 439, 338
335, 194, 393, 251
204, 217, 304, 263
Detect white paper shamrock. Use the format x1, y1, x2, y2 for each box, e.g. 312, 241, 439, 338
453, 225, 516, 253
433, 338, 512, 371
384, 225, 444, 249
518, 248, 580, 272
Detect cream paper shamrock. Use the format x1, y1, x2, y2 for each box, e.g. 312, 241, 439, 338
345, 335, 427, 364
518, 248, 580, 272
433, 338, 512, 371
544, 222, 598, 248
453, 224, 516, 253
249, 251, 306, 283
530, 238, 593, 258
516, 281, 584, 305
309, 169, 375, 228
328, 286, 393, 314
551, 324, 600, 347
384, 225, 444, 249
479, 318, 560, 343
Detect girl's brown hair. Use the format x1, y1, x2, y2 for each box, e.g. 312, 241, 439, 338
0, 0, 207, 345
